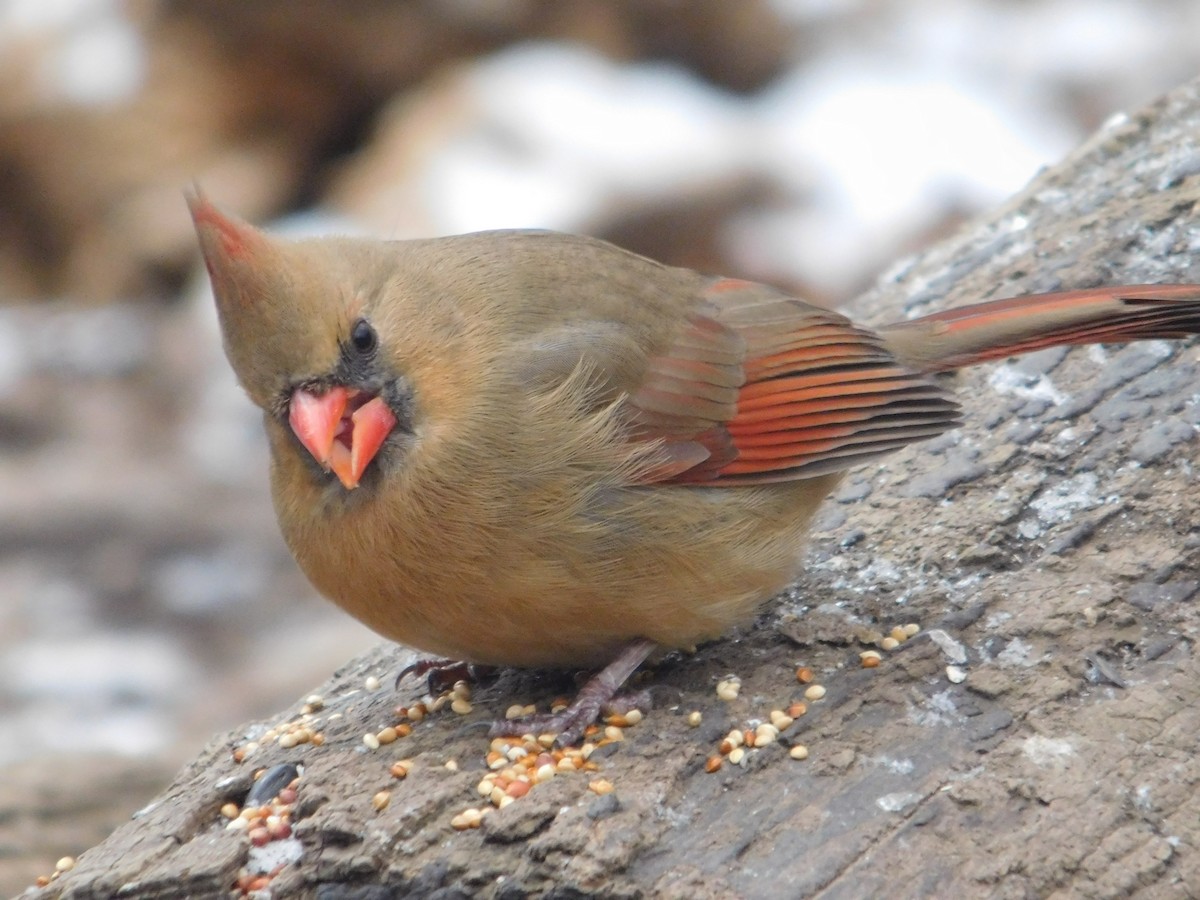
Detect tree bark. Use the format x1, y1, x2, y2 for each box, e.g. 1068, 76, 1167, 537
36, 79, 1200, 900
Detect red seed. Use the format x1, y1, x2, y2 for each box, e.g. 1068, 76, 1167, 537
506, 780, 531, 798
268, 820, 292, 840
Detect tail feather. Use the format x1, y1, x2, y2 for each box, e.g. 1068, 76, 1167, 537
881, 285, 1200, 372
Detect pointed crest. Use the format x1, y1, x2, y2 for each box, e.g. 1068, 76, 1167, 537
187, 188, 335, 409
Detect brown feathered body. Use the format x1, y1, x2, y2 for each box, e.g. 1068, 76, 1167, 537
190, 193, 1200, 670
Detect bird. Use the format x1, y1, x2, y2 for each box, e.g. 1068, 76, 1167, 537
188, 189, 1200, 745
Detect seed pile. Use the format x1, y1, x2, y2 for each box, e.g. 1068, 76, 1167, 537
444, 709, 638, 830
226, 775, 300, 895
715, 677, 741, 701
705, 700, 810, 773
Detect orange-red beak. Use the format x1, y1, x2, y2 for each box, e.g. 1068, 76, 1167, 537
288, 387, 398, 489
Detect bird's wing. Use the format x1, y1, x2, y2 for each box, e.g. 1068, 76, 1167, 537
626, 278, 962, 485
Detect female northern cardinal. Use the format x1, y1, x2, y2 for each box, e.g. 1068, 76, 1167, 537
189, 190, 1200, 744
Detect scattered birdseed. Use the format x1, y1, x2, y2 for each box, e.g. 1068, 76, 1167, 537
902, 623, 921, 638
786, 702, 807, 718
769, 710, 794, 730
705, 755, 723, 773
687, 711, 703, 727
365, 675, 382, 691
589, 779, 615, 795
372, 790, 391, 811
377, 726, 399, 745
889, 626, 908, 643
605, 708, 643, 728
450, 807, 486, 830
550, 697, 570, 714
55, 857, 76, 873
603, 725, 624, 742
754, 723, 779, 746
946, 665, 967, 684
451, 698, 473, 715
444, 759, 459, 772
720, 729, 744, 753
789, 744, 810, 760
795, 666, 814, 684
880, 636, 901, 651
362, 733, 381, 751
728, 747, 746, 765
860, 650, 883, 668
505, 704, 527, 719
803, 684, 827, 701
220, 802, 240, 819
304, 694, 325, 710
716, 678, 741, 701
390, 759, 413, 779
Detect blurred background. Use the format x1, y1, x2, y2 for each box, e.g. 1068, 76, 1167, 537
1, 0, 1198, 890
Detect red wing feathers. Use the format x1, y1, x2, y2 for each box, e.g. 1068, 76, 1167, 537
628, 280, 960, 485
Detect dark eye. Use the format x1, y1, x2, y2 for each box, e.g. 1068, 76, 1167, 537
350, 318, 377, 354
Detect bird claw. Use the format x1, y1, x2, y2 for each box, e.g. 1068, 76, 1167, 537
489, 687, 654, 747
395, 658, 496, 695
487, 639, 658, 747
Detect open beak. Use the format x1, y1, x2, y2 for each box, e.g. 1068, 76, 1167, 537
288, 386, 398, 489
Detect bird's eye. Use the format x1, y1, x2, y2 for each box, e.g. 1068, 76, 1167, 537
350, 318, 377, 354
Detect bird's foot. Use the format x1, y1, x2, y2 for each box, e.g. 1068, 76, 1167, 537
396, 658, 497, 695
488, 639, 657, 747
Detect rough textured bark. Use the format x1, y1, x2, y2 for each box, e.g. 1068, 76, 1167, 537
32, 80, 1200, 899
